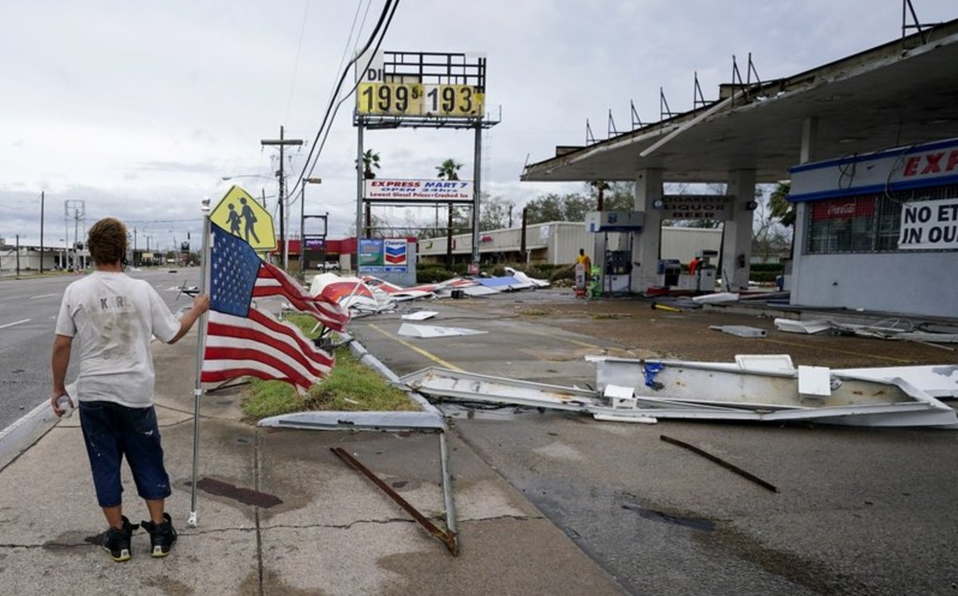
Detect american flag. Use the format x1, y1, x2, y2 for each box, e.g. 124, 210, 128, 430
201, 224, 349, 392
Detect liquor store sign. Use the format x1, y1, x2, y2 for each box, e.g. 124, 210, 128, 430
659, 195, 730, 220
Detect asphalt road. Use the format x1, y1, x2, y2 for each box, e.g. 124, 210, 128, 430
349, 293, 958, 596
0, 268, 201, 433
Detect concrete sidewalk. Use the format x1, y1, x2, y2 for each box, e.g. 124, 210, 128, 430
0, 331, 626, 596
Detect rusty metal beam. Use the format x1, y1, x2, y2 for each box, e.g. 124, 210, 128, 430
331, 447, 460, 556
660, 435, 778, 493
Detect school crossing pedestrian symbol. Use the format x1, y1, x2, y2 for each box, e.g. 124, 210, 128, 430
209, 186, 276, 251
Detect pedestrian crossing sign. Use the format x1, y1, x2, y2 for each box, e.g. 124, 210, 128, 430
210, 186, 276, 251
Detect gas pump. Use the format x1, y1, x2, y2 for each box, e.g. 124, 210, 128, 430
585, 210, 644, 296
679, 249, 718, 292
695, 250, 717, 292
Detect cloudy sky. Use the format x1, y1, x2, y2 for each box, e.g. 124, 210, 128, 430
2, 0, 954, 251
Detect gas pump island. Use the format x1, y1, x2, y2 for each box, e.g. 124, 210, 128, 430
585, 210, 644, 295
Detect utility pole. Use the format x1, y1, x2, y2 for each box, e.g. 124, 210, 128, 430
40, 191, 44, 274
261, 126, 302, 270
65, 200, 85, 272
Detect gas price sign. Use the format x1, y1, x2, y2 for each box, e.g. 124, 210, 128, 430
357, 82, 423, 115
357, 82, 484, 117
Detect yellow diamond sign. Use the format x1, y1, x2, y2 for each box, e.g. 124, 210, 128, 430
210, 186, 276, 251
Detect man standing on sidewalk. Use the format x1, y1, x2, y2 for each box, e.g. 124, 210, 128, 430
50, 217, 209, 562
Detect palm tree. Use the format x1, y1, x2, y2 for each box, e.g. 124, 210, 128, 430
768, 181, 795, 259
769, 181, 794, 227
436, 158, 463, 181
358, 149, 380, 179
588, 180, 611, 211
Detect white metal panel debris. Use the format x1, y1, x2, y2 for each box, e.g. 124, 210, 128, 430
835, 364, 958, 398
401, 310, 439, 321
709, 325, 767, 338
397, 323, 487, 338
774, 318, 832, 334
692, 292, 739, 304
400, 356, 958, 429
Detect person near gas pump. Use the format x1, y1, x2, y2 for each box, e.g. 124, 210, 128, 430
575, 248, 591, 297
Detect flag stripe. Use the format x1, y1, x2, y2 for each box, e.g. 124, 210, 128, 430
205, 324, 333, 379
205, 331, 331, 383
203, 224, 348, 393
253, 262, 350, 331
202, 309, 333, 392
207, 309, 334, 372
201, 364, 307, 388
231, 307, 330, 365
203, 346, 317, 390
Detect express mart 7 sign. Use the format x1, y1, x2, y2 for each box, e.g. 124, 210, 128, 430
209, 186, 277, 251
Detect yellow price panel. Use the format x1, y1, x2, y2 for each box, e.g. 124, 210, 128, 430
423, 84, 484, 117
357, 82, 424, 115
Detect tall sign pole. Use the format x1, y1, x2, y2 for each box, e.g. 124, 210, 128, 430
261, 126, 302, 270
356, 125, 364, 271
353, 50, 498, 274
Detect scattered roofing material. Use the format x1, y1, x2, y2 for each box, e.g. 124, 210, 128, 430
834, 365, 958, 399
709, 325, 768, 338
474, 276, 537, 291
308, 271, 550, 315
773, 318, 832, 334
503, 267, 551, 288
402, 355, 958, 429
692, 292, 740, 304
397, 323, 487, 338
401, 310, 439, 321
773, 317, 957, 348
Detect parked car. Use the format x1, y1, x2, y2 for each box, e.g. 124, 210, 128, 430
317, 262, 340, 271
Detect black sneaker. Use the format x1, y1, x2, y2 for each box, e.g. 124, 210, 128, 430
141, 512, 177, 558
102, 516, 138, 562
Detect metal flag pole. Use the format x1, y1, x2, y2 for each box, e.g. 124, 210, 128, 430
189, 198, 213, 527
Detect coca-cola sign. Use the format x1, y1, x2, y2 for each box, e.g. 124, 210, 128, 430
810, 197, 876, 220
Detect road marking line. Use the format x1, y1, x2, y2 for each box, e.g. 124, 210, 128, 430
29, 293, 58, 299
0, 318, 31, 330
368, 324, 464, 371
763, 338, 913, 364
510, 325, 599, 348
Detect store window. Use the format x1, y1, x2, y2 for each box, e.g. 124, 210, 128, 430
804, 183, 958, 254
806, 196, 876, 253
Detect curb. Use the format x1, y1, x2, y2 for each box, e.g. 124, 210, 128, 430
0, 399, 60, 472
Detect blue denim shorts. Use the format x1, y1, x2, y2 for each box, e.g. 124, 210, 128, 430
78, 401, 171, 508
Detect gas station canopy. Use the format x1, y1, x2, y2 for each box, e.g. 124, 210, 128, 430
521, 21, 958, 184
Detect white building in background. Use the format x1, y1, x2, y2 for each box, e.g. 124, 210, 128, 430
417, 221, 721, 267
0, 245, 78, 272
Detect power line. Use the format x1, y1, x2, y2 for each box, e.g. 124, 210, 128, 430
287, 0, 399, 201
283, 0, 312, 125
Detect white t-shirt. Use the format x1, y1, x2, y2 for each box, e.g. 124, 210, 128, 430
55, 271, 181, 408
